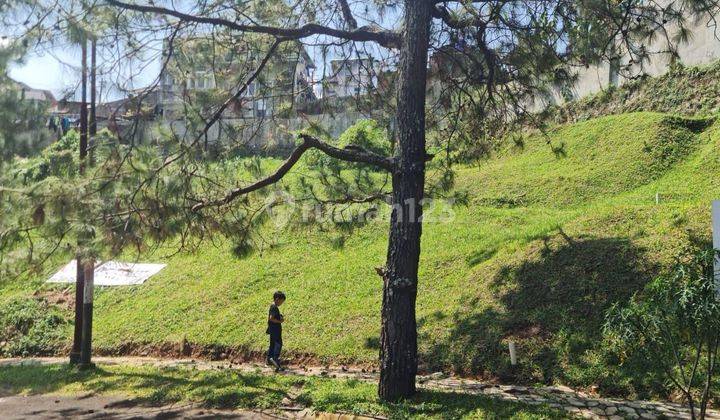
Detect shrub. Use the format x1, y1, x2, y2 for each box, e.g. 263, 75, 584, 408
604, 249, 720, 419
337, 119, 391, 156
0, 297, 70, 357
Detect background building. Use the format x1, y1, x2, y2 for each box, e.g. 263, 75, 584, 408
322, 57, 377, 98
158, 37, 316, 120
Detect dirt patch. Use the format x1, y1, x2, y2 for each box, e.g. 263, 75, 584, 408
33, 287, 75, 311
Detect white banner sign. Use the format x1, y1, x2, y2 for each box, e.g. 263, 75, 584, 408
48, 260, 166, 286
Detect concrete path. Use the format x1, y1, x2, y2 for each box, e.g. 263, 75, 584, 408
2, 357, 718, 419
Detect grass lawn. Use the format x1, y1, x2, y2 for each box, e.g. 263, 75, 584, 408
0, 363, 567, 419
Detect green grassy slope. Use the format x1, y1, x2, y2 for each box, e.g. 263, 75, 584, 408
3, 111, 720, 398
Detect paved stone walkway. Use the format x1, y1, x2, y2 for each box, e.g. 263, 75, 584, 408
2, 357, 718, 419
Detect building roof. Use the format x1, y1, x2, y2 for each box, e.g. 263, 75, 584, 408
12, 79, 56, 103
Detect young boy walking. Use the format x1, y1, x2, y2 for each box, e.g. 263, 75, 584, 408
266, 291, 285, 371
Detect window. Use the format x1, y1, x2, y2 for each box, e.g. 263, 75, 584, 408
196, 72, 206, 89
189, 72, 214, 90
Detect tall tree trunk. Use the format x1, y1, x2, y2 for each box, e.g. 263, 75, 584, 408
378, 1, 431, 402
71, 37, 89, 364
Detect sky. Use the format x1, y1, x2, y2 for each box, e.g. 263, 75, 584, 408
5, 2, 400, 102
8, 38, 390, 102
9, 44, 161, 101
10, 50, 84, 96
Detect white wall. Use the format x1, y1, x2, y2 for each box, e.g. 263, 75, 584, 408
125, 110, 383, 152
568, 13, 720, 101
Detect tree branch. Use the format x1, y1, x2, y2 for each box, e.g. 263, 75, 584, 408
300, 134, 395, 171
105, 0, 400, 48
192, 134, 395, 211
337, 0, 358, 29
431, 5, 466, 29
316, 192, 390, 205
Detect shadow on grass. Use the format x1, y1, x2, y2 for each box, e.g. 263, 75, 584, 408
0, 363, 291, 410
421, 232, 657, 385
394, 389, 568, 419
304, 384, 568, 419
0, 363, 567, 418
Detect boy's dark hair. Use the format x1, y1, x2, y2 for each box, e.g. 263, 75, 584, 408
273, 291, 286, 301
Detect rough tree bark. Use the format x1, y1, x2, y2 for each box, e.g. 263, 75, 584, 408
378, 0, 431, 401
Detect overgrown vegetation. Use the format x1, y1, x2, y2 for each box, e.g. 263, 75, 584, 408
545, 61, 720, 124
605, 249, 720, 419
0, 363, 567, 419
0, 296, 70, 357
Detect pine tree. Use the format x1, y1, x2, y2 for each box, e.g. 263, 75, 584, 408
3, 0, 720, 400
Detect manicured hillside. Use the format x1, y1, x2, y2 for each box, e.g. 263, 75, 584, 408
3, 111, 719, 399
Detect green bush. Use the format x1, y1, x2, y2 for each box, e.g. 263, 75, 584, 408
0, 297, 70, 357
605, 249, 720, 419
303, 119, 391, 169
12, 130, 79, 183
337, 119, 391, 156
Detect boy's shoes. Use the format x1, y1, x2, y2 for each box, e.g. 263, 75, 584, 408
269, 358, 281, 371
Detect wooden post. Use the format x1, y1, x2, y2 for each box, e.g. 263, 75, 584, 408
69, 258, 85, 364
79, 260, 95, 368
508, 341, 517, 366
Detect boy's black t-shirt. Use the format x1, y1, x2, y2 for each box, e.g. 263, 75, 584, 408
267, 303, 282, 336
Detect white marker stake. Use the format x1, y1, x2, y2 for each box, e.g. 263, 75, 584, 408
508, 341, 517, 366
656, 192, 660, 204
712, 201, 720, 296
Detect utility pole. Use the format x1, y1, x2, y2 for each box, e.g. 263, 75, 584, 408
78, 36, 97, 370
70, 36, 89, 365
89, 38, 97, 165
80, 38, 88, 169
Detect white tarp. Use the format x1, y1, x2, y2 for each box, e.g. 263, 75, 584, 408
47, 260, 166, 286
